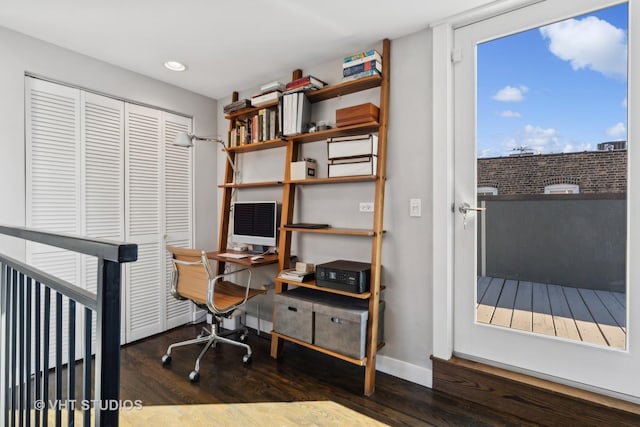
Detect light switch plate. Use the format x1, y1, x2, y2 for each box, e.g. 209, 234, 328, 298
410, 198, 421, 217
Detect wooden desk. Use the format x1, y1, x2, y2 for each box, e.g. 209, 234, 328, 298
207, 251, 279, 267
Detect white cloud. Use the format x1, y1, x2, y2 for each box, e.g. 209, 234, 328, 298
606, 122, 626, 138
521, 124, 559, 152
498, 125, 561, 155
539, 16, 627, 79
500, 110, 522, 118
493, 85, 528, 102
562, 143, 593, 153
490, 125, 596, 156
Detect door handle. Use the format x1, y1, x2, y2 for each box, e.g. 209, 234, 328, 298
458, 202, 486, 214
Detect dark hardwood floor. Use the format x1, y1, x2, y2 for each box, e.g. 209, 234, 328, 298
118, 323, 531, 426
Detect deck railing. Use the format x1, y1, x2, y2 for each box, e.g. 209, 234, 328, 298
0, 225, 137, 427
477, 194, 626, 291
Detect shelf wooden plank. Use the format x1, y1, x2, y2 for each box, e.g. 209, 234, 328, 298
224, 100, 279, 120
275, 278, 372, 299
306, 75, 382, 103
287, 176, 377, 185
218, 181, 282, 189
224, 76, 381, 120
206, 251, 279, 267
227, 138, 288, 153
288, 122, 379, 144
282, 226, 375, 236
271, 331, 367, 366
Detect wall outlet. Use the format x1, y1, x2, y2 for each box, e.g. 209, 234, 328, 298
359, 202, 374, 212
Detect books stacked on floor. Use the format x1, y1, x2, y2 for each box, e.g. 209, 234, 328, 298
251, 81, 285, 108
342, 49, 382, 82
284, 75, 327, 94
327, 134, 378, 178
281, 91, 311, 136
278, 268, 314, 283
223, 98, 252, 114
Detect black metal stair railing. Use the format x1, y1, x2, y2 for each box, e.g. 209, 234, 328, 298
0, 225, 137, 427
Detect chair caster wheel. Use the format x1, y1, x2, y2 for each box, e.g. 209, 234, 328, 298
243, 354, 252, 364
161, 354, 171, 366
189, 370, 200, 383
240, 334, 248, 343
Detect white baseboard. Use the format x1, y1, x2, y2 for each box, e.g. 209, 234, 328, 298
375, 355, 433, 388
243, 314, 432, 389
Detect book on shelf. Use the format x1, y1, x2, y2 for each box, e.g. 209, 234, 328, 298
281, 92, 311, 136
229, 118, 249, 147
327, 134, 378, 159
223, 98, 251, 114
328, 155, 377, 178
243, 107, 280, 143
259, 81, 286, 92
278, 268, 315, 282
341, 69, 382, 83
343, 49, 381, 64
343, 59, 382, 78
251, 89, 282, 107
285, 75, 327, 92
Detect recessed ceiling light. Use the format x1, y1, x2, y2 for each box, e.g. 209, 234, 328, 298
164, 61, 187, 72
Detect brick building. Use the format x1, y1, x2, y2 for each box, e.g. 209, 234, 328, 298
477, 149, 627, 195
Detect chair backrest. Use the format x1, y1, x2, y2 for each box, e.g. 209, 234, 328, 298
166, 245, 211, 305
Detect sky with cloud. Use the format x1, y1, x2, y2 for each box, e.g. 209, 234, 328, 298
477, 3, 628, 158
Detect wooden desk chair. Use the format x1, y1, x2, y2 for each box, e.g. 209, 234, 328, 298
161, 245, 265, 382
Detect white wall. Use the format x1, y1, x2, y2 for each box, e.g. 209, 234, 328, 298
0, 26, 218, 258
215, 29, 435, 386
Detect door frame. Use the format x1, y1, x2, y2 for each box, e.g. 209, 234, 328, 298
431, 0, 637, 401
431, 0, 543, 363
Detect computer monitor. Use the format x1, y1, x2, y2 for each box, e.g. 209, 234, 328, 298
231, 201, 279, 253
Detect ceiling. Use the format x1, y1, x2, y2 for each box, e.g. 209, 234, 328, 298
0, 0, 496, 99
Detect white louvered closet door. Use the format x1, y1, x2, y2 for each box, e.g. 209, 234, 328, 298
25, 77, 82, 366
80, 92, 125, 348
163, 113, 194, 329
26, 78, 195, 346
26, 78, 81, 279
124, 104, 164, 342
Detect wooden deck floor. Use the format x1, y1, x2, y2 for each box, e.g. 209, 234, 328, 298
477, 277, 626, 349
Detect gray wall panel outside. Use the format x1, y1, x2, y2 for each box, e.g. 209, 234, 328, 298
479, 198, 626, 291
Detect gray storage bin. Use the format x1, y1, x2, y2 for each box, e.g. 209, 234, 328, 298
273, 289, 315, 343
314, 300, 385, 359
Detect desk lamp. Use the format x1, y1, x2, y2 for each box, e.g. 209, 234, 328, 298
173, 132, 237, 173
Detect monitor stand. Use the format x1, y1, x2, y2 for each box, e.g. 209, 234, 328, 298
251, 245, 268, 255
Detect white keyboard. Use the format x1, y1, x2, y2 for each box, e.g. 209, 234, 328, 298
218, 252, 250, 259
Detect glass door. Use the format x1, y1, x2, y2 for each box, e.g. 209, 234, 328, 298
453, 0, 640, 400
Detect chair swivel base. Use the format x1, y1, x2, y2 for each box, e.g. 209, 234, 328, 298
161, 323, 252, 383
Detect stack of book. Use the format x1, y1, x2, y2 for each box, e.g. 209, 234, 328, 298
251, 81, 285, 108
223, 98, 251, 114
281, 91, 311, 136
327, 134, 378, 178
342, 49, 382, 82
278, 268, 314, 283
284, 75, 327, 94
